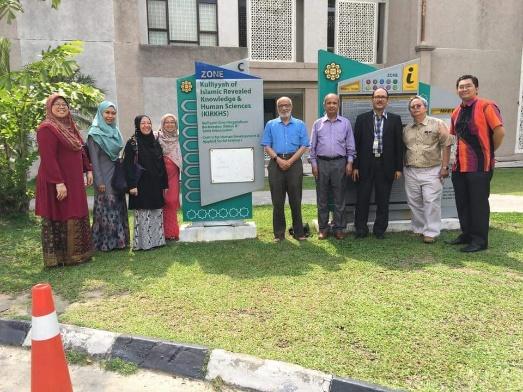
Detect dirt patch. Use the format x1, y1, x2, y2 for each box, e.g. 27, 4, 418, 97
0, 291, 70, 319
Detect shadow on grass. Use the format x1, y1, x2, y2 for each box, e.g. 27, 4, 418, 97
1, 211, 521, 302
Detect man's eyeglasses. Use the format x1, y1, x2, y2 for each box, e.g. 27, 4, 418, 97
373, 96, 388, 100
410, 104, 423, 109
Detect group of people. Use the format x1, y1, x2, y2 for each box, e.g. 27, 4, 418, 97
35, 94, 182, 267
34, 73, 504, 267
262, 74, 505, 253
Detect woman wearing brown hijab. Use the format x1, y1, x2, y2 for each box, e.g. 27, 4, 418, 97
35, 93, 94, 267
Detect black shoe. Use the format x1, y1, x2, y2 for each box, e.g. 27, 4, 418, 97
460, 244, 487, 253
354, 232, 368, 239
445, 236, 469, 245
374, 233, 385, 239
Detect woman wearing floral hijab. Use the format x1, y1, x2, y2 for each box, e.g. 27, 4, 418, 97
124, 115, 168, 250
35, 93, 94, 267
158, 114, 182, 240
87, 101, 129, 251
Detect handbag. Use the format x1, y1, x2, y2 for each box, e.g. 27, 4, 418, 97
111, 136, 145, 194
112, 158, 128, 194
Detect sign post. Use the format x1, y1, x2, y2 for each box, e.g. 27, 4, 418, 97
176, 62, 264, 241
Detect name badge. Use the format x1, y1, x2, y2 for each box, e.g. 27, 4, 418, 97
373, 139, 379, 151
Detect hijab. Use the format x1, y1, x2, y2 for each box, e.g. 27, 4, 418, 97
158, 113, 182, 169
134, 115, 164, 174
38, 93, 83, 151
87, 100, 124, 161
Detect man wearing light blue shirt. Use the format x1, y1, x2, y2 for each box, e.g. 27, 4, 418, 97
261, 97, 310, 242
310, 93, 355, 240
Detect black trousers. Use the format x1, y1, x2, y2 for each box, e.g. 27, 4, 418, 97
451, 170, 493, 247
316, 158, 347, 231
268, 159, 304, 238
355, 157, 393, 235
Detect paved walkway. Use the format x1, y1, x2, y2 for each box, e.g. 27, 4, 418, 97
29, 190, 523, 212
0, 345, 242, 392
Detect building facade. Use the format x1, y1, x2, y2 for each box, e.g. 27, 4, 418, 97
2, 0, 522, 159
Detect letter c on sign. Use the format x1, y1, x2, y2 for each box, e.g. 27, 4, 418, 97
237, 62, 245, 72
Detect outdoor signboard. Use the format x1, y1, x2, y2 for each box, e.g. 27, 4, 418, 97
176, 62, 264, 222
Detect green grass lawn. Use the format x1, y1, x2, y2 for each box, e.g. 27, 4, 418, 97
491, 168, 523, 196
1, 207, 522, 391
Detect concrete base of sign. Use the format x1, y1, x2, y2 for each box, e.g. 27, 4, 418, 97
179, 221, 257, 242
312, 218, 460, 233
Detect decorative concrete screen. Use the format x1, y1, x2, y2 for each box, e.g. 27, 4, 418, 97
248, 0, 295, 61
335, 0, 378, 64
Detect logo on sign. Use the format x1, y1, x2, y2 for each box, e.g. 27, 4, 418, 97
402, 63, 418, 91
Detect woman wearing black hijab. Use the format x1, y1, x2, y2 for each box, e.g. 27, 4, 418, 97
124, 115, 168, 250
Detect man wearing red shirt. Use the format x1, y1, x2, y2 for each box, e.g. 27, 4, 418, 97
447, 75, 505, 252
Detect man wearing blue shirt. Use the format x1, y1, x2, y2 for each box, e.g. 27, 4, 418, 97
261, 97, 310, 242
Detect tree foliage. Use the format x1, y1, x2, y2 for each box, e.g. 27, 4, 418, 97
0, 0, 61, 24
0, 40, 103, 213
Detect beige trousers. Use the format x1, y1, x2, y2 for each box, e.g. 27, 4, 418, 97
404, 165, 443, 238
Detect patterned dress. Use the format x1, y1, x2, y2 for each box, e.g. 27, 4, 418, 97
87, 137, 130, 251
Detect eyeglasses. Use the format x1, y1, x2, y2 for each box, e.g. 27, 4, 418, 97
373, 96, 388, 100
410, 104, 423, 109
164, 121, 177, 124
52, 103, 68, 108
278, 104, 291, 108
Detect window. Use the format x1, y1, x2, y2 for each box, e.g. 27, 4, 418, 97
333, 0, 387, 63
327, 0, 335, 52
147, 0, 218, 46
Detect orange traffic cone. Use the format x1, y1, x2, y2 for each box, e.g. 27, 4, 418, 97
31, 283, 73, 392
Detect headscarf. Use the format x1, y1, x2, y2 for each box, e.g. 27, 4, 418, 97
38, 93, 83, 151
158, 113, 182, 169
133, 115, 164, 173
87, 100, 124, 161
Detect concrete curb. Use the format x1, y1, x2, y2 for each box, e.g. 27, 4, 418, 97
0, 318, 401, 392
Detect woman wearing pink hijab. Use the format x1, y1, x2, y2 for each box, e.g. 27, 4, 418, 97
158, 114, 182, 240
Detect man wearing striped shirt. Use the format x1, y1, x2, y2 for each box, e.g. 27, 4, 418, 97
447, 75, 505, 252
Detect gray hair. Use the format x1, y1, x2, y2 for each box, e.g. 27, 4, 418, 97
323, 93, 339, 105
408, 95, 428, 109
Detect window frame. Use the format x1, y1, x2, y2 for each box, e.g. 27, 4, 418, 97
146, 0, 219, 46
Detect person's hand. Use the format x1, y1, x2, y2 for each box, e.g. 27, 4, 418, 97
56, 183, 67, 201
394, 171, 402, 180
277, 157, 291, 171
312, 166, 319, 179
129, 187, 138, 196
97, 184, 106, 193
352, 169, 359, 182
439, 167, 449, 180
86, 171, 93, 186
345, 162, 353, 177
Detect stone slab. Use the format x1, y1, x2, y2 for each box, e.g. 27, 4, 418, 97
111, 335, 209, 380
206, 349, 331, 392
312, 218, 460, 233
330, 376, 402, 392
60, 324, 119, 357
0, 319, 30, 346
179, 222, 257, 242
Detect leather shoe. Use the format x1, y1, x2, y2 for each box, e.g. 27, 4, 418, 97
374, 233, 385, 239
423, 236, 436, 244
335, 231, 346, 240
460, 244, 487, 253
354, 232, 367, 239
318, 231, 328, 240
445, 236, 468, 245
